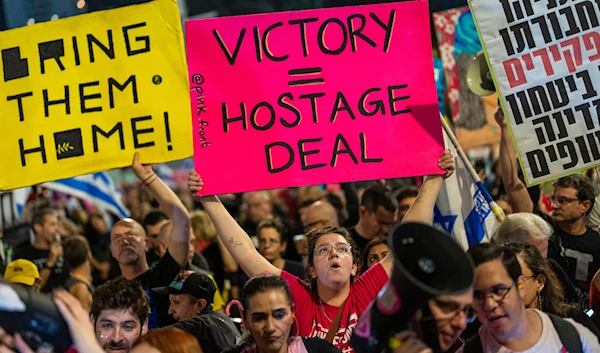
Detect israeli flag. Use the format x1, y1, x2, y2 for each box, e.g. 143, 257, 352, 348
44, 172, 130, 219
434, 132, 498, 250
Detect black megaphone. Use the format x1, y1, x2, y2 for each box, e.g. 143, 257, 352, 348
351, 222, 474, 353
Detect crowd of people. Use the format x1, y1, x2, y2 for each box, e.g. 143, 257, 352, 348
2, 106, 600, 353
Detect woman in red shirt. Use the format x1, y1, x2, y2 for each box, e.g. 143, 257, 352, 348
187, 150, 454, 353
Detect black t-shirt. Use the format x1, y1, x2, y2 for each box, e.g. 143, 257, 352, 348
146, 250, 162, 268
169, 310, 239, 353
14, 243, 70, 293
283, 260, 305, 279
136, 251, 184, 329
347, 226, 370, 255
538, 210, 600, 310
548, 258, 579, 305
222, 337, 340, 353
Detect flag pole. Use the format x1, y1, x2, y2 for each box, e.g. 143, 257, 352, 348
440, 114, 505, 223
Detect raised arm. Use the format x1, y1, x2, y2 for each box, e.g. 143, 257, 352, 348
495, 107, 533, 213
132, 153, 190, 268
381, 150, 455, 276
216, 236, 239, 273
188, 171, 280, 277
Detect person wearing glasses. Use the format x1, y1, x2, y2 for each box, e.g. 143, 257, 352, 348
459, 243, 600, 353
496, 106, 600, 311
502, 242, 600, 338
187, 150, 456, 353
491, 213, 579, 305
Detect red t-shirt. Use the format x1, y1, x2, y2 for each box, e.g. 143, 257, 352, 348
281, 262, 389, 353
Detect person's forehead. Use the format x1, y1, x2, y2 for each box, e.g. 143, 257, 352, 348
259, 227, 280, 239
111, 225, 134, 238
304, 209, 326, 224
369, 243, 390, 255
474, 260, 512, 289
316, 233, 347, 246
398, 196, 417, 206
247, 192, 268, 205
98, 309, 140, 324
146, 219, 169, 232
247, 290, 290, 313
375, 206, 394, 218
169, 294, 186, 301
44, 214, 59, 224
553, 186, 578, 197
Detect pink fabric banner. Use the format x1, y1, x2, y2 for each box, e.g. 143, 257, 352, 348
186, 0, 444, 195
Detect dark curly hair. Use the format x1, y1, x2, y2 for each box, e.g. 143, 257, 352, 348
91, 277, 151, 327
304, 226, 360, 289
467, 243, 522, 283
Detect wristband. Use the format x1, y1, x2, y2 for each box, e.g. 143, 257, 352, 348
44, 263, 55, 271
141, 173, 155, 184
145, 174, 159, 186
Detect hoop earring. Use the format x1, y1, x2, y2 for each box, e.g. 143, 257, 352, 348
292, 313, 299, 338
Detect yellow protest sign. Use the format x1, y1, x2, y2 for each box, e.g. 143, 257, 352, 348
0, 0, 192, 190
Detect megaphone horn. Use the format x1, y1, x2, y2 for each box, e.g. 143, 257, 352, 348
467, 53, 496, 96
351, 222, 475, 353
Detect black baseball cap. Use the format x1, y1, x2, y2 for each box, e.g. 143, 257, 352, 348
153, 270, 215, 304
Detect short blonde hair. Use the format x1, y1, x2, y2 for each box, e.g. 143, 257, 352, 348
190, 210, 217, 242
491, 212, 552, 244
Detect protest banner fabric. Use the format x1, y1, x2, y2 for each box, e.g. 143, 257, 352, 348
0, 0, 193, 190
186, 0, 444, 195
470, 0, 600, 185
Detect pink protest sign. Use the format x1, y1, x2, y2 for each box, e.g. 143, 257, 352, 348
186, 0, 444, 195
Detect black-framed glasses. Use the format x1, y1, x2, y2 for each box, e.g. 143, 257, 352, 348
548, 196, 579, 206
432, 298, 477, 324
473, 283, 515, 308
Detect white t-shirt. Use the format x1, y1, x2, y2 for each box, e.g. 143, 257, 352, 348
457, 310, 600, 353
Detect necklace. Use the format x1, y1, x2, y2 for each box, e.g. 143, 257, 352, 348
319, 298, 334, 323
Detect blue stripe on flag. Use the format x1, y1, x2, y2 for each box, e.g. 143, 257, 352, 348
464, 188, 492, 247
93, 172, 111, 186
55, 178, 128, 218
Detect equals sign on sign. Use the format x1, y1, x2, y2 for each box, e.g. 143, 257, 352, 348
288, 67, 324, 86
